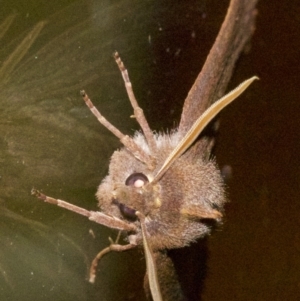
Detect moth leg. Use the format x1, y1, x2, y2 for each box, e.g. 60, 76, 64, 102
80, 90, 155, 169
114, 52, 157, 155
31, 189, 137, 232
89, 232, 137, 283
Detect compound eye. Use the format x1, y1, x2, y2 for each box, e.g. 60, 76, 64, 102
119, 203, 137, 220
112, 199, 137, 221
125, 173, 149, 188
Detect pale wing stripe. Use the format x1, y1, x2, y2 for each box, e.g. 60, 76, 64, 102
153, 76, 258, 182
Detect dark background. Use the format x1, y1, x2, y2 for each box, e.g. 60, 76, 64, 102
0, 0, 299, 300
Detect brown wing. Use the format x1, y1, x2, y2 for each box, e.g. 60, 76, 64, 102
179, 0, 258, 135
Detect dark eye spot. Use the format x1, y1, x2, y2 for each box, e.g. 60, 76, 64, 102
125, 172, 149, 187
112, 199, 137, 221
119, 203, 137, 220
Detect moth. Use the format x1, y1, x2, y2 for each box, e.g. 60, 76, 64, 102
32, 1, 258, 300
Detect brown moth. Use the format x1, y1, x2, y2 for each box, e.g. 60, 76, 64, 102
32, 0, 258, 300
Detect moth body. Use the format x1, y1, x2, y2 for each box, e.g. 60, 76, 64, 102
97, 131, 225, 251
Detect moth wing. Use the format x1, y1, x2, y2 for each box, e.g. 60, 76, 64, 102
179, 1, 258, 135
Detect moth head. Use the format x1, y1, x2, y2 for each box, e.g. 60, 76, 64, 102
96, 133, 162, 223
